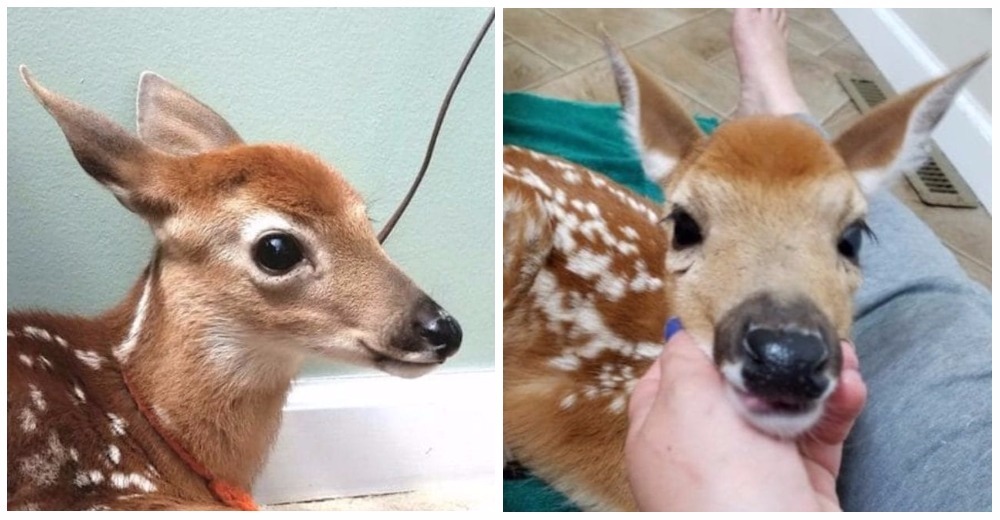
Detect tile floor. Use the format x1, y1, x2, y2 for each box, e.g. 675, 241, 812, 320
504, 8, 991, 291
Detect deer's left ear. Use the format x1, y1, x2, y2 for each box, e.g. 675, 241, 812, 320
834, 53, 989, 196
605, 37, 703, 188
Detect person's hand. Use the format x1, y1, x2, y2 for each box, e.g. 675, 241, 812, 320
625, 319, 867, 511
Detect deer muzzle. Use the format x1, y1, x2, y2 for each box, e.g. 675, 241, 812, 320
409, 296, 462, 360
714, 292, 842, 437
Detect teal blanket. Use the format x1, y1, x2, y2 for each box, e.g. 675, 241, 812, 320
502, 91, 720, 512
502, 92, 720, 205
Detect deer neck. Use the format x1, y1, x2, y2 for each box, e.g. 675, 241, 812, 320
113, 263, 304, 490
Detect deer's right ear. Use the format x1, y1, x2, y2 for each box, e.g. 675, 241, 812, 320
136, 72, 243, 156
503, 177, 552, 308
20, 66, 171, 218
605, 37, 703, 187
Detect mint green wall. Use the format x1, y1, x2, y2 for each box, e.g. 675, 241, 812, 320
7, 8, 495, 375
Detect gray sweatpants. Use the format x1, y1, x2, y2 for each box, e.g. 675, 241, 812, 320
792, 112, 991, 511
839, 191, 992, 511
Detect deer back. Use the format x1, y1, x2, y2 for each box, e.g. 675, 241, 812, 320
503, 145, 668, 510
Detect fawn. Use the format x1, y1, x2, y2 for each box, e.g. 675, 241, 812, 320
503, 42, 987, 510
7, 67, 462, 510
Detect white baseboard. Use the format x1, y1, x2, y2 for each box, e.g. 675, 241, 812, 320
833, 8, 992, 214
253, 370, 497, 505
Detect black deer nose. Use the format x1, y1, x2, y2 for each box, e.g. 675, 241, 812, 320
742, 328, 830, 400
415, 309, 462, 359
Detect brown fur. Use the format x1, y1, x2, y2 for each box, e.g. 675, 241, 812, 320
8, 287, 227, 510
503, 147, 667, 511
9, 69, 453, 510
662, 117, 863, 348
503, 50, 985, 510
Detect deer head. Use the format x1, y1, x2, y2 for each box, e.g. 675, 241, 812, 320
19, 66, 462, 381
606, 45, 988, 437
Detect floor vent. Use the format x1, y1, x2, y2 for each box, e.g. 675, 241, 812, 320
836, 73, 979, 208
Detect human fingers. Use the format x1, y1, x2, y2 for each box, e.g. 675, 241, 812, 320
809, 364, 867, 446
628, 355, 662, 431
840, 338, 859, 372
628, 318, 722, 432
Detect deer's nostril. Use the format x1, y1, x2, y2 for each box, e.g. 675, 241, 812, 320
741, 334, 762, 363
417, 312, 462, 358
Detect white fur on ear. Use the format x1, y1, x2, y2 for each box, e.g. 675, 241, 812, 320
841, 53, 989, 196
866, 74, 974, 195
602, 33, 701, 187
602, 37, 647, 172
853, 168, 886, 196
605, 40, 683, 183
640, 149, 678, 185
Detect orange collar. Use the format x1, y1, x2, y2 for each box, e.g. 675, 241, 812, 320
122, 371, 259, 511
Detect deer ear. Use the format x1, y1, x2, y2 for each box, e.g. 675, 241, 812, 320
20, 65, 171, 217
834, 53, 989, 196
136, 72, 243, 156
604, 36, 703, 187
503, 177, 552, 308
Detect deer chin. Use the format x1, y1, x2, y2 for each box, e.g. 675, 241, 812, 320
720, 361, 835, 439
357, 339, 443, 379
374, 357, 441, 379
304, 335, 440, 378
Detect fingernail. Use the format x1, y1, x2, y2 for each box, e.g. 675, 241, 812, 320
664, 317, 683, 341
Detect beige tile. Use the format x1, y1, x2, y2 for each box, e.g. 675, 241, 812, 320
629, 38, 741, 116
674, 91, 725, 121
711, 43, 848, 120
503, 32, 514, 45
773, 48, 849, 120
888, 178, 992, 267
531, 58, 619, 103
531, 58, 723, 122
822, 100, 861, 137
503, 43, 562, 91
822, 37, 885, 82
787, 8, 850, 40
544, 8, 711, 48
503, 9, 603, 71
787, 17, 841, 55
950, 246, 991, 291
653, 9, 734, 63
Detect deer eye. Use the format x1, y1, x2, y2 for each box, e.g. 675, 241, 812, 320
667, 208, 703, 249
837, 221, 872, 263
254, 233, 304, 274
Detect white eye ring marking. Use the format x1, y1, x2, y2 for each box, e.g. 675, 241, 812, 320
241, 213, 297, 245
239, 212, 320, 282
